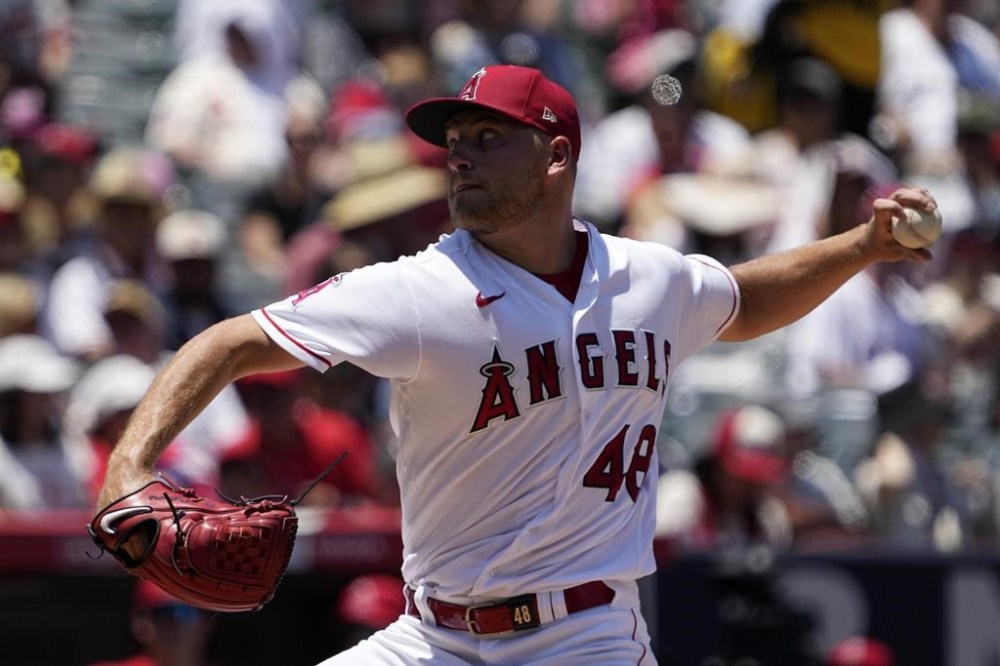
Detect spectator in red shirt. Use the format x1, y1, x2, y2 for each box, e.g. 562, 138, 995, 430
221, 369, 387, 506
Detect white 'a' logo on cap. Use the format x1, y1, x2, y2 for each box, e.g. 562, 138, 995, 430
542, 107, 557, 122
459, 68, 487, 100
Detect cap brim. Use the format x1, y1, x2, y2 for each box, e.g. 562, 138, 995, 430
406, 98, 524, 149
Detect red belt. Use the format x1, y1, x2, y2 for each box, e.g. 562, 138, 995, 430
404, 581, 615, 637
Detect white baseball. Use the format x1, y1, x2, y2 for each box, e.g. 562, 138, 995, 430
891, 207, 942, 249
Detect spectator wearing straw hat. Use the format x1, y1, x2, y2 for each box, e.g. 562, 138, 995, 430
155, 209, 232, 350
41, 148, 172, 361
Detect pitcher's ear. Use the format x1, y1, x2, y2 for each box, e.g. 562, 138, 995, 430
549, 136, 572, 170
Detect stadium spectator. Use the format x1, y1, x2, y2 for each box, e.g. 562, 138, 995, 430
154, 209, 232, 350
0, 272, 40, 338
88, 579, 215, 666
238, 78, 329, 284
16, 122, 100, 268
921, 228, 1000, 450
102, 279, 168, 366
332, 574, 407, 652
854, 376, 972, 552
317, 145, 449, 264
146, 3, 319, 188
298, 3, 375, 99
576, 28, 754, 237
776, 400, 871, 542
64, 353, 157, 502
0, 333, 84, 509
0, 171, 32, 274
782, 178, 934, 406
875, 0, 1000, 167
99, 279, 248, 492
66, 348, 245, 500
873, 0, 1000, 239
751, 57, 847, 254
221, 369, 387, 507
281, 84, 449, 294
425, 0, 580, 98
41, 148, 172, 361
656, 405, 792, 551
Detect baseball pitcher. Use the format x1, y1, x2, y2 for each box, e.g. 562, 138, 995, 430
95, 65, 937, 664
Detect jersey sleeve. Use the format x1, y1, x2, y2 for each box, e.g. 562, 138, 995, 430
674, 253, 740, 360
251, 259, 420, 380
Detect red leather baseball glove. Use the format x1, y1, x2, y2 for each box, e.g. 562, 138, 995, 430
88, 478, 298, 613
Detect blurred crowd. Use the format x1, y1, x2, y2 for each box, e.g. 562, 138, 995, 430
0, 0, 999, 565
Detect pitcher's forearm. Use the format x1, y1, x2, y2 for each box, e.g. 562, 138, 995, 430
719, 190, 935, 342
722, 225, 869, 341
111, 326, 243, 473
103, 315, 302, 489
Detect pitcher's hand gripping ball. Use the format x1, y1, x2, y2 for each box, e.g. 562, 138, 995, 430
88, 453, 346, 612
892, 206, 942, 249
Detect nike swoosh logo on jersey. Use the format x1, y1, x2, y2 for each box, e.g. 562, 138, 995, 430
99, 506, 154, 535
476, 291, 506, 308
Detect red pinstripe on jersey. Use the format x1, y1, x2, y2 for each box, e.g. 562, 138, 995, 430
259, 308, 332, 368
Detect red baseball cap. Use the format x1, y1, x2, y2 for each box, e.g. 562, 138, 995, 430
405, 65, 581, 161
35, 123, 99, 165
712, 405, 788, 484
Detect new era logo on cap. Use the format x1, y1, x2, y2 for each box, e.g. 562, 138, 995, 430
405, 65, 581, 161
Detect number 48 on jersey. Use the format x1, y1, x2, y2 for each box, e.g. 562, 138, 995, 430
582, 424, 656, 502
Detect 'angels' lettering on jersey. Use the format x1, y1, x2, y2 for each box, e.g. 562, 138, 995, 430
471, 329, 672, 433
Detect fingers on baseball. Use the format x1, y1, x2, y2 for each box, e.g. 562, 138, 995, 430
873, 197, 905, 224
889, 186, 937, 213
872, 199, 932, 262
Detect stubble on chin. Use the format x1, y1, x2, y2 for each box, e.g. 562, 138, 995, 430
449, 185, 544, 237
450, 203, 503, 235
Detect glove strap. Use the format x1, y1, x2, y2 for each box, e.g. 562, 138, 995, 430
291, 451, 349, 505
212, 451, 349, 507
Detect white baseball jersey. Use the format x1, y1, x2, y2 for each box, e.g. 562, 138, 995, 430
252, 219, 739, 601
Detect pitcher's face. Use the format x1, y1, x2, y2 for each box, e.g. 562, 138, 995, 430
444, 110, 548, 236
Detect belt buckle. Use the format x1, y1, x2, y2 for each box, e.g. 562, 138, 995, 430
464, 595, 540, 637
